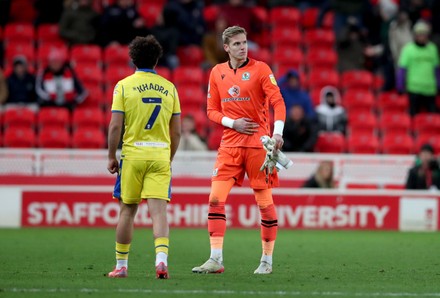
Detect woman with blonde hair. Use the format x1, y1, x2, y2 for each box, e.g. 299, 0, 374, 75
303, 160, 335, 188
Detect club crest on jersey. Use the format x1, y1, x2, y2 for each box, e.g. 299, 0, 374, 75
228, 85, 240, 97
242, 72, 250, 81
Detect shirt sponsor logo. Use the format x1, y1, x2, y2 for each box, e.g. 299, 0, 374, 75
242, 72, 250, 81
134, 142, 167, 148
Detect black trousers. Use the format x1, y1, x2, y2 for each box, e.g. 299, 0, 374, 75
408, 92, 437, 116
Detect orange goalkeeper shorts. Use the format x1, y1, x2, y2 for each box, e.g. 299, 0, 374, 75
211, 146, 279, 189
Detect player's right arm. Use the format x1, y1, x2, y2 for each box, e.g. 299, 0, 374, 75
107, 83, 124, 174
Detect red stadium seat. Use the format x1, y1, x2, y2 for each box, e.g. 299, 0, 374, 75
4, 41, 35, 71
347, 134, 379, 154
303, 29, 335, 49
104, 66, 135, 89
308, 69, 339, 90
412, 113, 440, 135
343, 90, 375, 113
173, 66, 204, 88
38, 127, 71, 148
249, 47, 271, 64
4, 23, 34, 44
207, 126, 224, 150
340, 70, 374, 91
38, 107, 70, 129
272, 46, 303, 64
36, 43, 69, 68
269, 7, 301, 28
179, 86, 206, 110
309, 88, 322, 107
203, 5, 220, 29
70, 45, 102, 67
305, 48, 338, 70
75, 64, 104, 87
138, 2, 163, 28
103, 44, 130, 67
381, 133, 414, 155
271, 27, 302, 47
347, 111, 378, 136
3, 107, 37, 129
72, 107, 105, 131
314, 132, 346, 153
301, 7, 320, 29
72, 128, 106, 149
377, 92, 408, 114
379, 112, 411, 135
155, 66, 172, 81
3, 127, 36, 148
36, 24, 63, 45
415, 134, 440, 154
177, 45, 204, 67
79, 84, 105, 108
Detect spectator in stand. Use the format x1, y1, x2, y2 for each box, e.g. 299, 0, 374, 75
389, 10, 413, 69
406, 143, 440, 191
0, 0, 11, 26
162, 0, 205, 46
0, 67, 8, 104
337, 19, 367, 72
180, 114, 208, 151
315, 86, 347, 135
59, 0, 100, 45
397, 20, 439, 116
36, 49, 87, 111
283, 104, 318, 152
34, 0, 64, 25
150, 8, 180, 69
6, 56, 36, 106
303, 160, 335, 189
217, 0, 262, 46
202, 15, 229, 68
278, 69, 315, 120
99, 0, 148, 46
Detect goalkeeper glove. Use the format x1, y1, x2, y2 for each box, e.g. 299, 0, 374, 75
259, 136, 293, 173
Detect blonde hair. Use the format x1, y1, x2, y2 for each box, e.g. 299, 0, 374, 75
314, 160, 335, 188
222, 26, 247, 45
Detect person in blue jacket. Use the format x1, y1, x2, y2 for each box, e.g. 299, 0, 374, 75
278, 69, 316, 120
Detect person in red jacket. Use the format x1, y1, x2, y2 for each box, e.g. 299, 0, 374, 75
36, 49, 87, 111
192, 25, 286, 275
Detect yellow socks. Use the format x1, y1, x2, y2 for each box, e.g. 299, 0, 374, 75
115, 242, 130, 269
155, 237, 169, 266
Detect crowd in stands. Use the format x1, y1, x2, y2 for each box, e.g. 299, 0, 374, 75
0, 0, 439, 156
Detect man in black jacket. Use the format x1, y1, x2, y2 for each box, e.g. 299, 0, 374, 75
406, 144, 440, 190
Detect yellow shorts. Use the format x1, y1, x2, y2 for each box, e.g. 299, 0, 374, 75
113, 159, 172, 204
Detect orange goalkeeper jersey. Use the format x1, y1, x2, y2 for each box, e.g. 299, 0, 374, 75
207, 58, 286, 148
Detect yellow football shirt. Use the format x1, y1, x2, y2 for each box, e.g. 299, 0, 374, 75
111, 69, 181, 161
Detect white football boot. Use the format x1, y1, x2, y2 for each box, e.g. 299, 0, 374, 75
192, 258, 224, 274
253, 261, 272, 274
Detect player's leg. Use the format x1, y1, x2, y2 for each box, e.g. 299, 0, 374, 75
192, 179, 234, 273
246, 148, 279, 274
253, 188, 277, 274
193, 148, 243, 273
142, 160, 172, 279
109, 160, 143, 278
147, 198, 169, 279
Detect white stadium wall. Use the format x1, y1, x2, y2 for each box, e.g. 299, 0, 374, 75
0, 149, 439, 231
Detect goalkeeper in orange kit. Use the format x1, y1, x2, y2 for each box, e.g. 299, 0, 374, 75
192, 25, 288, 275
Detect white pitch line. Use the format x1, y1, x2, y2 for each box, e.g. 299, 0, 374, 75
4, 288, 440, 297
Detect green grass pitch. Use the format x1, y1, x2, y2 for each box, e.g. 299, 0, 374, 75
0, 228, 439, 298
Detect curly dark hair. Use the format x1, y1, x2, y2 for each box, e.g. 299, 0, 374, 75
128, 35, 163, 69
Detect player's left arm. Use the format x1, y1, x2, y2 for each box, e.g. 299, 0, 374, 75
260, 63, 286, 151
170, 86, 182, 162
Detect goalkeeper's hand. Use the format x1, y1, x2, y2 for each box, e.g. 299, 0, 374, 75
259, 136, 277, 174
